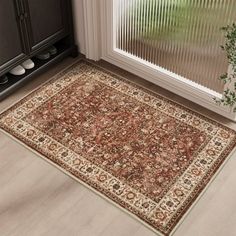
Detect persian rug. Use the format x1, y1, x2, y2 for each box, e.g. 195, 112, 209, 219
1, 60, 236, 236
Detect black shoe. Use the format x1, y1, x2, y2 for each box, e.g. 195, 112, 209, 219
0, 75, 8, 85
36, 50, 50, 60
48, 45, 57, 55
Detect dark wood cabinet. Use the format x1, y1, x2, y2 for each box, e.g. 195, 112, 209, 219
0, 0, 27, 72
25, 0, 69, 52
0, 0, 77, 100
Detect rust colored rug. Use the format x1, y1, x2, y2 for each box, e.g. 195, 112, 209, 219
1, 60, 236, 236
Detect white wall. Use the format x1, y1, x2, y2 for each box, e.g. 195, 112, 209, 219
72, 0, 86, 54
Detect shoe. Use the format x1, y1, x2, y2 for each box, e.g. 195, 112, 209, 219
36, 51, 50, 60
0, 75, 8, 84
22, 59, 35, 70
9, 65, 25, 76
48, 45, 57, 55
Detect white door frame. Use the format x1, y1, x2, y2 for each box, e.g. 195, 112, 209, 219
83, 0, 236, 121
82, 0, 102, 60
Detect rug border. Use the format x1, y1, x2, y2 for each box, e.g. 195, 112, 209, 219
0, 59, 236, 236
84, 60, 236, 133
0, 58, 234, 131
169, 145, 236, 235
1, 127, 235, 236
0, 58, 83, 115
80, 60, 236, 234
0, 58, 163, 236
0, 127, 165, 236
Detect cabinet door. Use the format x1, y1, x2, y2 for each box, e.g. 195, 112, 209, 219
25, 0, 69, 52
0, 0, 27, 73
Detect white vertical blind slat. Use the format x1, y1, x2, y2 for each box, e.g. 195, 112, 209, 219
116, 0, 236, 93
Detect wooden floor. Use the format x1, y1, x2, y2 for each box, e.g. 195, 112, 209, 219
1, 57, 236, 236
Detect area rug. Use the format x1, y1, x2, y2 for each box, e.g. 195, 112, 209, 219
0, 60, 236, 236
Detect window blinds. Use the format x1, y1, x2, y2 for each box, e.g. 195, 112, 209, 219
115, 0, 236, 92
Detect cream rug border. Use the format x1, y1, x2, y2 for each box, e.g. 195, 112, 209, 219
0, 59, 235, 236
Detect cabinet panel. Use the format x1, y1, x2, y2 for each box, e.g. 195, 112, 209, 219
0, 0, 26, 71
25, 0, 68, 51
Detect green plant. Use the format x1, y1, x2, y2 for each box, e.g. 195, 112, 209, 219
128, 0, 236, 44
214, 23, 236, 111
129, 0, 190, 41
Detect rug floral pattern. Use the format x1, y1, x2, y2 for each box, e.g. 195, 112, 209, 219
0, 60, 236, 236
